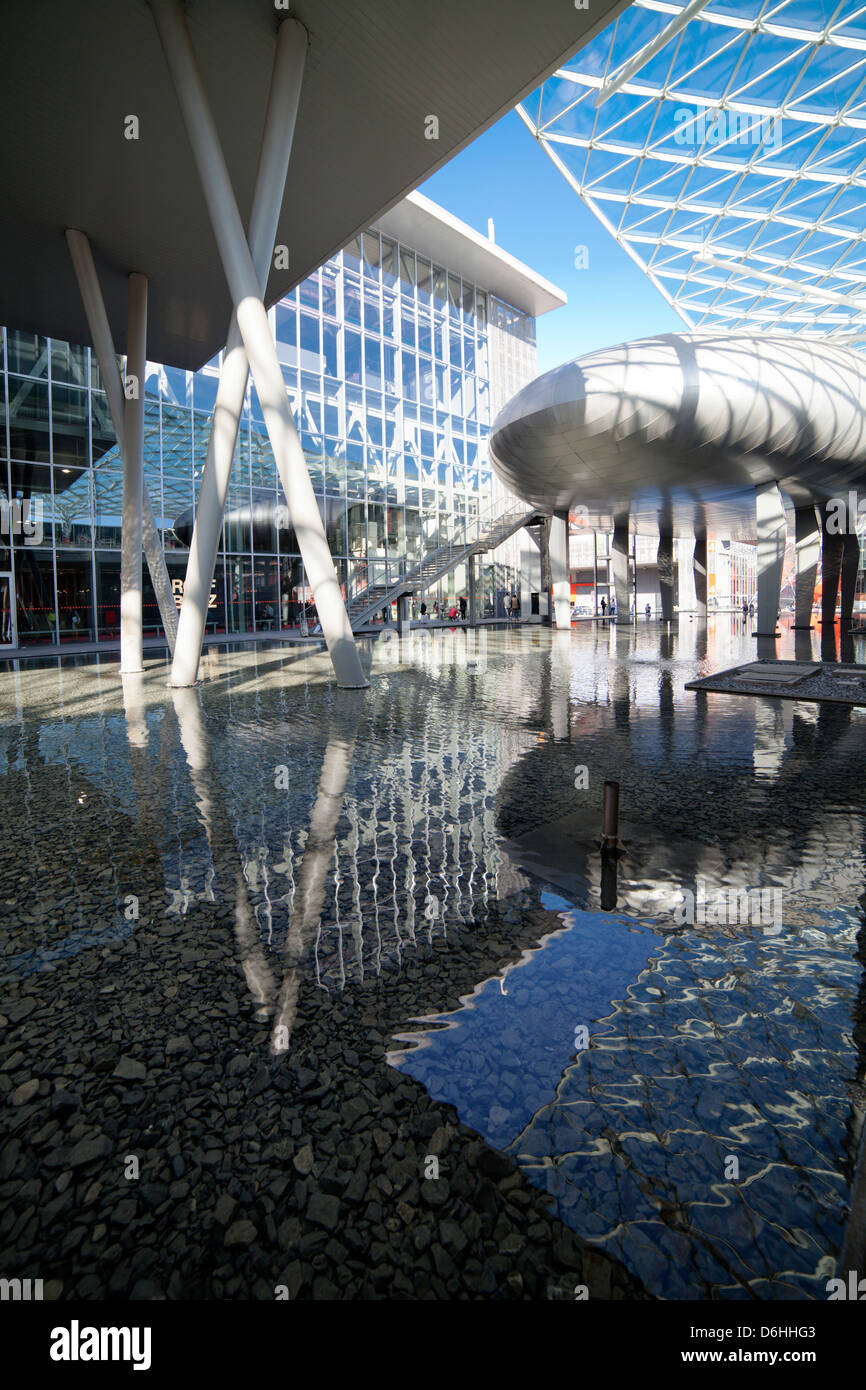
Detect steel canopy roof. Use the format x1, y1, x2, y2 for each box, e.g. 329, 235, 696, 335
0, 0, 624, 371
518, 0, 866, 344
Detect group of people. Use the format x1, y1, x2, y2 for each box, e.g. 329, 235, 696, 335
417, 597, 469, 622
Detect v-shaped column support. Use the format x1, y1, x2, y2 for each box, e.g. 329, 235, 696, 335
151, 0, 367, 690
66, 230, 179, 665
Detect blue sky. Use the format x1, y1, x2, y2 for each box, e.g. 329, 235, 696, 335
420, 109, 684, 375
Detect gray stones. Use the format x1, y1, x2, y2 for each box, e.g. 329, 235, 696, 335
165, 1035, 193, 1055
420, 1178, 450, 1209
10, 1077, 39, 1106
214, 1194, 237, 1226
51, 1090, 82, 1118
67, 1135, 112, 1168
111, 1198, 137, 1226
293, 1143, 314, 1176
112, 1056, 147, 1081
307, 1192, 341, 1232
224, 1218, 258, 1247
341, 1096, 369, 1129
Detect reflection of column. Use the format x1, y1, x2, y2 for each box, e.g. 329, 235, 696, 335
611, 521, 630, 622
550, 509, 571, 629
272, 690, 366, 1052
756, 482, 786, 637
467, 555, 476, 626
657, 528, 674, 621
551, 630, 570, 741
693, 532, 707, 616
841, 531, 860, 627
793, 505, 819, 629
171, 686, 277, 1019
821, 503, 844, 632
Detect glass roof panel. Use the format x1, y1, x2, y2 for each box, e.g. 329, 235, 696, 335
518, 0, 866, 342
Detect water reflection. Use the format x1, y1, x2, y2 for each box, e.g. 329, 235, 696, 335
1, 618, 864, 1300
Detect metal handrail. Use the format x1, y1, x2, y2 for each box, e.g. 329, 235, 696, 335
347, 492, 533, 609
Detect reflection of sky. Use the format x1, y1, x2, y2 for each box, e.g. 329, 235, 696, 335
394, 880, 861, 1299
392, 890, 662, 1149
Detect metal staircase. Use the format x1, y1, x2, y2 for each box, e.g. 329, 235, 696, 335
346, 494, 541, 631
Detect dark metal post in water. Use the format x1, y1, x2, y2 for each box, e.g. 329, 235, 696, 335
601, 780, 619, 849
600, 849, 618, 911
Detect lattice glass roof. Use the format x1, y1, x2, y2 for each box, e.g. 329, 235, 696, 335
518, 0, 866, 340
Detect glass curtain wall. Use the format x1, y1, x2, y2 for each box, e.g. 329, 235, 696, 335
0, 225, 536, 644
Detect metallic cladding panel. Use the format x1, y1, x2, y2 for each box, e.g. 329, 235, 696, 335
490, 332, 866, 540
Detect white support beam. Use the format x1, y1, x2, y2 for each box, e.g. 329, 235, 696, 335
594, 0, 714, 108
65, 229, 179, 658
170, 16, 308, 688
696, 252, 866, 311
549, 509, 572, 629
150, 0, 368, 690
121, 273, 148, 673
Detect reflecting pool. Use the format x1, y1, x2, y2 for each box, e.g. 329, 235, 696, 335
0, 616, 864, 1298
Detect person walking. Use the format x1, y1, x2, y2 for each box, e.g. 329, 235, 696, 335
459, 595, 467, 621
504, 592, 512, 621
420, 601, 427, 620
600, 596, 607, 617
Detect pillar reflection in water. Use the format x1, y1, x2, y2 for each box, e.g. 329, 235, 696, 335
271, 688, 366, 1053
171, 684, 278, 1020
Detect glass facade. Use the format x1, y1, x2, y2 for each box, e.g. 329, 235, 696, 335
0, 224, 538, 647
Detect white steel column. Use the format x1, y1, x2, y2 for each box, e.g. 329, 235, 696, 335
550, 508, 571, 628
65, 229, 178, 658
755, 481, 786, 637
150, 0, 368, 689
121, 273, 148, 673
171, 17, 307, 687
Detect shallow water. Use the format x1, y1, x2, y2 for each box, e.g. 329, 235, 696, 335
1, 617, 864, 1299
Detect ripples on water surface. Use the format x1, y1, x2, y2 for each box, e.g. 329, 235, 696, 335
1, 618, 864, 1299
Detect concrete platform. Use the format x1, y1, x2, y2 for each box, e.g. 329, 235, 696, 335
686, 659, 866, 704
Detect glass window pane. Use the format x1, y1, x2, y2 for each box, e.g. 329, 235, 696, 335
321, 262, 339, 317
381, 237, 398, 287
417, 260, 432, 302
50, 340, 88, 387
365, 337, 382, 391
51, 384, 89, 469
6, 331, 49, 378
7, 377, 50, 461
300, 312, 321, 371
299, 273, 319, 311
323, 321, 338, 378
343, 275, 361, 326
345, 329, 362, 386
343, 237, 362, 274
400, 250, 416, 294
